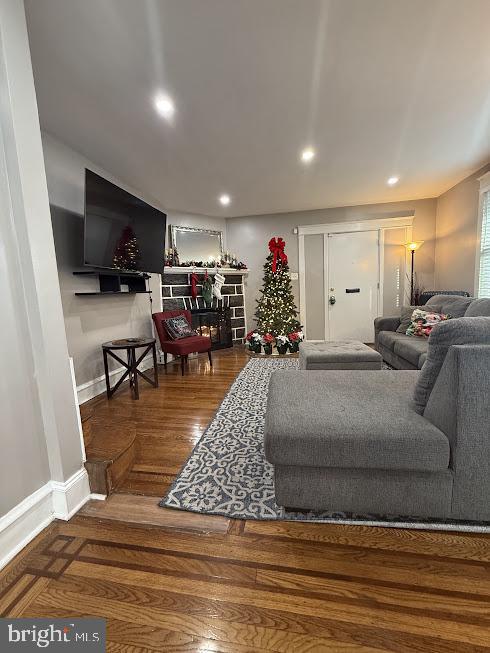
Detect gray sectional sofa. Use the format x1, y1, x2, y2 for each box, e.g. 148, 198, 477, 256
375, 295, 490, 369
265, 317, 490, 521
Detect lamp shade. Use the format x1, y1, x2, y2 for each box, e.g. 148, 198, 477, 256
404, 240, 424, 251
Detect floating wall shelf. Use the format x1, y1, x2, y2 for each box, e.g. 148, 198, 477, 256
73, 269, 151, 296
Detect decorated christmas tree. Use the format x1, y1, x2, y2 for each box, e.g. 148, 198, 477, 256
112, 226, 141, 270
254, 237, 301, 337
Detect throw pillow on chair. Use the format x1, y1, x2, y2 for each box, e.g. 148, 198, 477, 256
164, 315, 197, 340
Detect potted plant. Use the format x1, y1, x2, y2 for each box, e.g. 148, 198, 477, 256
262, 333, 274, 355
246, 330, 262, 353
276, 335, 289, 355
288, 330, 304, 353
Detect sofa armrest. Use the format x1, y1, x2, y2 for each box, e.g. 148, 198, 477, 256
424, 344, 490, 521
374, 316, 400, 349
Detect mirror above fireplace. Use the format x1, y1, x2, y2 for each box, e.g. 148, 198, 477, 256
170, 225, 223, 265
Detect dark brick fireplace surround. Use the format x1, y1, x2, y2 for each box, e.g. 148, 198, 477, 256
161, 270, 247, 344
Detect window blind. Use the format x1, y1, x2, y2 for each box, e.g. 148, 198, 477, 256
478, 190, 490, 298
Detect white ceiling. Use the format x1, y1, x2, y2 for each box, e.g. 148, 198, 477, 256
25, 0, 490, 217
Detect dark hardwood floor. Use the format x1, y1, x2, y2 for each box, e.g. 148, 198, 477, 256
87, 345, 247, 498
1, 346, 489, 652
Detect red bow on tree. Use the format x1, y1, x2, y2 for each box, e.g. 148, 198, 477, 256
268, 237, 288, 273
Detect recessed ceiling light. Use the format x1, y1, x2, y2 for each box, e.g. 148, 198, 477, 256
300, 147, 315, 163
219, 194, 231, 206
387, 176, 399, 186
154, 93, 175, 120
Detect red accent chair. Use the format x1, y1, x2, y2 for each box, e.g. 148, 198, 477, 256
152, 309, 212, 375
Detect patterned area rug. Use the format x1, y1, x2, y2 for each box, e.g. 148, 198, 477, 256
161, 358, 490, 532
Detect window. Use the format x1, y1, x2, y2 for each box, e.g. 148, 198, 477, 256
477, 174, 490, 298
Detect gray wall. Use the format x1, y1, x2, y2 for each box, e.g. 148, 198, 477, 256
434, 164, 490, 294
227, 198, 437, 330
42, 132, 226, 390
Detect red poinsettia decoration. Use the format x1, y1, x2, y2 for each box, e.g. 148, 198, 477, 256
262, 333, 274, 343
288, 332, 300, 341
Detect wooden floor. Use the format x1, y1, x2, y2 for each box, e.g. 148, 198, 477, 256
2, 347, 490, 652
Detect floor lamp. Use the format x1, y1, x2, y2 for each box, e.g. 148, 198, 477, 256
404, 241, 424, 304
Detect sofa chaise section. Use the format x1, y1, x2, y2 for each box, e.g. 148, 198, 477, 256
265, 370, 452, 517
265, 317, 490, 521
265, 371, 449, 472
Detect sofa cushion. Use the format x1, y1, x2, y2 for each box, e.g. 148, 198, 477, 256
426, 294, 472, 317
465, 298, 490, 317
413, 316, 490, 413
393, 337, 428, 367
419, 352, 427, 367
377, 331, 413, 352
265, 370, 450, 472
161, 335, 211, 355
396, 305, 418, 333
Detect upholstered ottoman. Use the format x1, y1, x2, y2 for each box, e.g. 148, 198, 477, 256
299, 340, 382, 370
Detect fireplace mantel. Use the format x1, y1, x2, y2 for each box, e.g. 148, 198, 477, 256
164, 267, 248, 275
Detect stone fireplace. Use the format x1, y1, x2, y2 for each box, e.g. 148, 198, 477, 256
161, 269, 247, 343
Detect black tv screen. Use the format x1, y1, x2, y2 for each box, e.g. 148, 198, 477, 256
84, 169, 166, 273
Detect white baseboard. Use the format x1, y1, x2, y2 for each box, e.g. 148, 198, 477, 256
0, 467, 93, 570
89, 493, 107, 501
51, 467, 91, 520
0, 485, 53, 570
76, 355, 154, 404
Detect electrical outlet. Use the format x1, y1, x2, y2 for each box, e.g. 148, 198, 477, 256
290, 272, 299, 281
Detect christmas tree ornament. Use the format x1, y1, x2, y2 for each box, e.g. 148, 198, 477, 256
213, 272, 225, 300
112, 226, 141, 270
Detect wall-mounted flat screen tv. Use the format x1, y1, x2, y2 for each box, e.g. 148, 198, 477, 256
84, 169, 166, 273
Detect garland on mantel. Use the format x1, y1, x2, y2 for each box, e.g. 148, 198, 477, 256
164, 247, 247, 270
171, 261, 247, 270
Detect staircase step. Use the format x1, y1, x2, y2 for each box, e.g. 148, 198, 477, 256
84, 422, 136, 496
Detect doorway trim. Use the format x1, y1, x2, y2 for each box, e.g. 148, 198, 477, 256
297, 216, 414, 337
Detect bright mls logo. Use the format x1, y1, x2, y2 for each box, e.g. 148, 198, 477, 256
0, 619, 105, 651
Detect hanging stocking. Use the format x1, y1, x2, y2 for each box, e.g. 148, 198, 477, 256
190, 272, 199, 299
213, 272, 226, 300
201, 271, 213, 307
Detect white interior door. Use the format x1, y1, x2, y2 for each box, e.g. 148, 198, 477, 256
326, 230, 379, 342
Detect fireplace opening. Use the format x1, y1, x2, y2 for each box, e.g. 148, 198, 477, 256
190, 307, 233, 350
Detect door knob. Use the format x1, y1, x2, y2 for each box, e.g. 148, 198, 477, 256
329, 295, 336, 305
